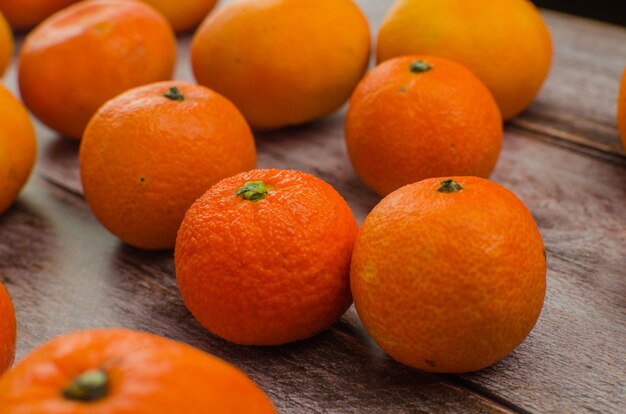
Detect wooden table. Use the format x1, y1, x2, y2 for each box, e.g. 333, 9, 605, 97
1, 2, 625, 413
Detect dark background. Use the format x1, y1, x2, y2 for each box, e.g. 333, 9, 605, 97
535, 0, 626, 26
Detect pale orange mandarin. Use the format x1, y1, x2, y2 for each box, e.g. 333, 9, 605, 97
377, 0, 552, 120
192, 0, 370, 130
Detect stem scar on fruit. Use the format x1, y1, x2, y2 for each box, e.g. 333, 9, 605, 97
62, 369, 109, 403
437, 179, 463, 193
409, 60, 432, 74
236, 181, 269, 202
164, 86, 184, 102
397, 61, 432, 94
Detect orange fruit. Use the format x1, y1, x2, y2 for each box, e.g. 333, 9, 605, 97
0, 0, 80, 30
191, 0, 371, 130
18, 0, 176, 139
345, 56, 502, 197
0, 282, 16, 375
0, 83, 37, 215
0, 328, 276, 413
0, 11, 12, 76
140, 0, 218, 32
175, 169, 358, 345
618, 67, 626, 150
350, 177, 546, 373
80, 81, 256, 250
377, 0, 552, 120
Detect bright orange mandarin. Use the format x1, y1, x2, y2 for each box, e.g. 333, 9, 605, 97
192, 0, 371, 130
377, 0, 552, 120
351, 177, 546, 373
0, 83, 37, 215
618, 67, 626, 150
0, 0, 80, 30
140, 0, 217, 32
80, 81, 256, 250
346, 56, 502, 197
0, 329, 276, 413
0, 283, 16, 375
175, 169, 358, 345
0, 11, 11, 76
18, 0, 176, 139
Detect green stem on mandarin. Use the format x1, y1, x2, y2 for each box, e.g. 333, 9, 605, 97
62, 369, 109, 403
437, 179, 463, 193
164, 86, 184, 101
236, 181, 269, 201
409, 60, 432, 74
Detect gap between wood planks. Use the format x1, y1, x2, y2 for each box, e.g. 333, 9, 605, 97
449, 377, 534, 414
507, 122, 626, 166
510, 117, 626, 158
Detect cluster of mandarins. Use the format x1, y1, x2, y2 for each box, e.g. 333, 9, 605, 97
0, 0, 624, 411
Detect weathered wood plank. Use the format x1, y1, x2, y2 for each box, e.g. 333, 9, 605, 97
0, 177, 513, 414
513, 10, 626, 156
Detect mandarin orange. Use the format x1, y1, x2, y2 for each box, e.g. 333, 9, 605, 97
0, 0, 80, 30
0, 83, 37, 215
618, 67, 626, 150
346, 56, 502, 196
351, 177, 546, 373
0, 282, 15, 375
18, 0, 176, 139
0, 329, 276, 413
175, 169, 358, 345
0, 11, 12, 76
191, 0, 370, 130
80, 81, 256, 250
141, 0, 217, 32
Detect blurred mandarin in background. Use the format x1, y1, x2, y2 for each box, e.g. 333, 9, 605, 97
18, 0, 176, 139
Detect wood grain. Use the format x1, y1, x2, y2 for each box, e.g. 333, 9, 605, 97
1, 1, 625, 413
512, 11, 626, 156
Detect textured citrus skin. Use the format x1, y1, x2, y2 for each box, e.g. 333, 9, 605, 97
618, 67, 626, 150
191, 0, 371, 130
0, 0, 80, 30
351, 177, 546, 373
175, 169, 358, 345
346, 56, 502, 197
0, 283, 16, 375
0, 329, 276, 413
0, 11, 12, 76
141, 0, 218, 32
0, 83, 37, 215
377, 0, 552, 120
80, 81, 256, 250
18, 0, 176, 139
